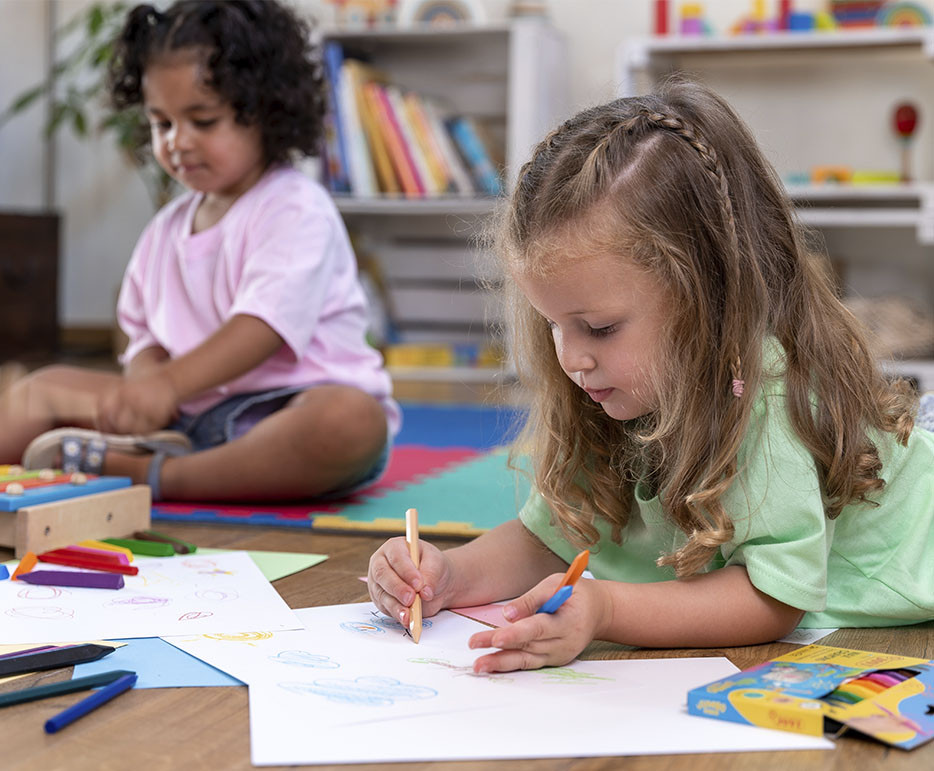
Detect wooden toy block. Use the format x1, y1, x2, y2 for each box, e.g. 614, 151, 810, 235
0, 485, 151, 557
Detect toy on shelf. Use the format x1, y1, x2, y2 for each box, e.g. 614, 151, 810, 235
893, 101, 920, 182
730, 1, 837, 34
875, 1, 933, 27
654, 0, 670, 36
0, 467, 150, 557
811, 165, 854, 184
831, 1, 885, 27
679, 3, 713, 36
326, 0, 398, 28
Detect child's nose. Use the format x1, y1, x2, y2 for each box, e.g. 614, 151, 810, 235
555, 339, 595, 375
167, 124, 193, 152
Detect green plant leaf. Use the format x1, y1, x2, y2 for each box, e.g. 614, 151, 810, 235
72, 110, 87, 136
7, 84, 47, 114
87, 4, 106, 36
46, 103, 70, 137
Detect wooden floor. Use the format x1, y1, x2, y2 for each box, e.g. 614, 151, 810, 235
2, 522, 934, 770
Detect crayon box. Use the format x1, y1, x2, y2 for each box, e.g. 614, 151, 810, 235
687, 644, 934, 749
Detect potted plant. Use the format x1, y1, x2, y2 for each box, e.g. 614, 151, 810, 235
1, 1, 174, 209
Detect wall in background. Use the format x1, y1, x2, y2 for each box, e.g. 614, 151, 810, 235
0, 0, 930, 325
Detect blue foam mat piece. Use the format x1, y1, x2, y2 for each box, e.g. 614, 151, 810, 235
395, 403, 525, 450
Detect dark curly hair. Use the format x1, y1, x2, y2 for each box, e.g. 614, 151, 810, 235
108, 0, 326, 166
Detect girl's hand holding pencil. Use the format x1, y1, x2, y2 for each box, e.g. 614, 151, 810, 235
367, 532, 455, 630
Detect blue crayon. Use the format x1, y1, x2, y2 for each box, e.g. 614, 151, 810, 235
536, 585, 573, 614
44, 673, 137, 734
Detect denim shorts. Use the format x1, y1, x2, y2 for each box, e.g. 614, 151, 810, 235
168, 385, 391, 498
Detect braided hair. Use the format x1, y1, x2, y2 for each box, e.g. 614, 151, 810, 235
496, 78, 914, 577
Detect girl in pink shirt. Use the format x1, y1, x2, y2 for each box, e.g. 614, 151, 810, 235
0, 0, 399, 501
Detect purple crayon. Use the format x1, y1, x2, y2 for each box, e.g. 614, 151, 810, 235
17, 570, 124, 590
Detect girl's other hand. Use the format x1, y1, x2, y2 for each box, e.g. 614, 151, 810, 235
367, 536, 454, 628
97, 371, 179, 434
467, 576, 610, 673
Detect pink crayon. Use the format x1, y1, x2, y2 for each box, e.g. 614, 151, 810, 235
17, 570, 124, 590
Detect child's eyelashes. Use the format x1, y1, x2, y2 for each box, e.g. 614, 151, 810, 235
587, 324, 617, 338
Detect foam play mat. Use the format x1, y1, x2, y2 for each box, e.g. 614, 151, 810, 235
151, 403, 530, 536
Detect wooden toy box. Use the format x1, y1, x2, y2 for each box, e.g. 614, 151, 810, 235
0, 470, 150, 557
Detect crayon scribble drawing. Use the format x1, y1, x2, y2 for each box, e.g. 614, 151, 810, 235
269, 650, 340, 669
408, 657, 514, 683
279, 676, 438, 706
6, 606, 75, 620
17, 586, 65, 600
339, 612, 433, 638
340, 620, 385, 636
105, 595, 170, 609
193, 588, 240, 602
541, 667, 615, 684
0, 551, 300, 644
202, 631, 274, 644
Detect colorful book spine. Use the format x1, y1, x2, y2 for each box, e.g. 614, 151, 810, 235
386, 86, 440, 196
367, 82, 424, 197
322, 42, 350, 194
422, 100, 476, 196
338, 59, 377, 196
348, 61, 399, 195
447, 116, 503, 196
403, 93, 454, 194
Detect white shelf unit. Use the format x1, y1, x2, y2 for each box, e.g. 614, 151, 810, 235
322, 21, 569, 383
616, 28, 934, 391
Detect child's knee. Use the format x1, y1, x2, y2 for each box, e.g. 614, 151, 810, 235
313, 387, 387, 455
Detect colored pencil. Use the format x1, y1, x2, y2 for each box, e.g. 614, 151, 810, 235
44, 673, 138, 733
0, 670, 134, 708
405, 507, 423, 643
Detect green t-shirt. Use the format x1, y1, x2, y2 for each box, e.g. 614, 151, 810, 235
520, 365, 934, 628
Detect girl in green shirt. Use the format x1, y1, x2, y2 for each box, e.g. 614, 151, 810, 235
367, 79, 933, 673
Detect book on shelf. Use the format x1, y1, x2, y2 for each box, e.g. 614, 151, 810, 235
321, 43, 502, 198
321, 42, 351, 194
337, 56, 378, 196
345, 60, 399, 195
366, 81, 425, 197
419, 98, 476, 196
446, 116, 504, 197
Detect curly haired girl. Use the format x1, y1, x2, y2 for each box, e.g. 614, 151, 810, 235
3, 0, 399, 502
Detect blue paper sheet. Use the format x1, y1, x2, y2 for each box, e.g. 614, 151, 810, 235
72, 636, 243, 689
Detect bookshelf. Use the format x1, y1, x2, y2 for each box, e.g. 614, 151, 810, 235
321, 20, 569, 385
616, 28, 934, 391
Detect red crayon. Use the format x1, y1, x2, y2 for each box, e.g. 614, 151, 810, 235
37, 553, 138, 576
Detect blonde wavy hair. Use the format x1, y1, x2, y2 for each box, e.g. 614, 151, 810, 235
494, 79, 915, 577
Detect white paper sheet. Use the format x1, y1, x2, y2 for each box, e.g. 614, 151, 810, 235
0, 551, 301, 643
165, 603, 832, 764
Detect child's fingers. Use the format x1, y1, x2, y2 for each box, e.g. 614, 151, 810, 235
468, 613, 552, 653
472, 648, 550, 674
368, 548, 417, 604
502, 581, 560, 622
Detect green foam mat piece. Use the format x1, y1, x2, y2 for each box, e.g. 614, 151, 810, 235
311, 450, 531, 537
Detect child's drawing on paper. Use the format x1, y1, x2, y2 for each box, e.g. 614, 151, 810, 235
409, 657, 514, 683
0, 551, 299, 643
279, 676, 438, 706
203, 631, 274, 643
269, 651, 340, 669
105, 595, 170, 609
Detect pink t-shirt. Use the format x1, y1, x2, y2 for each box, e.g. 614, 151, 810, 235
117, 166, 400, 434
